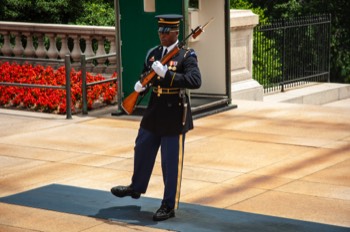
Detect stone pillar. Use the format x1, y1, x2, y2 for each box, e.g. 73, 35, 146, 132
81, 35, 95, 72
47, 33, 59, 68
70, 35, 82, 70
23, 32, 36, 58
12, 32, 24, 58
1, 32, 13, 57
93, 36, 107, 73
35, 33, 47, 59
230, 10, 263, 101
105, 36, 117, 74
58, 34, 70, 59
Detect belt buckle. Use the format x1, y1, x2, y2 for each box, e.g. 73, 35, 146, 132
157, 86, 162, 97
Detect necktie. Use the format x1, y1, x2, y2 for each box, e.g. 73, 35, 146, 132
163, 48, 168, 57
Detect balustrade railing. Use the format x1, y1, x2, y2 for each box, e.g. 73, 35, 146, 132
0, 21, 117, 74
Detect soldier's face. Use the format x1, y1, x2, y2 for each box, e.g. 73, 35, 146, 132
158, 31, 179, 47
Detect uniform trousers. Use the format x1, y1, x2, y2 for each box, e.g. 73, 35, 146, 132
130, 127, 185, 209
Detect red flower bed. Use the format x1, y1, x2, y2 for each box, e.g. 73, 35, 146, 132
0, 62, 117, 114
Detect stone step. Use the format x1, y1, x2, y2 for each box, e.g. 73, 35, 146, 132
263, 83, 350, 105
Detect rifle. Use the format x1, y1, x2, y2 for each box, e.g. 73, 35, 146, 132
121, 18, 214, 115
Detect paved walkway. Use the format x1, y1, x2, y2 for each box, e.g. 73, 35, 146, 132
0, 98, 349, 231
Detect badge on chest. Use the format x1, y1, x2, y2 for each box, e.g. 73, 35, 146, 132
168, 60, 178, 71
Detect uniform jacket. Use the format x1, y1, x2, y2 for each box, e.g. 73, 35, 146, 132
140, 45, 201, 136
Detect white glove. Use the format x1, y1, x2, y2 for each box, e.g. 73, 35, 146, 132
152, 61, 168, 78
134, 81, 146, 93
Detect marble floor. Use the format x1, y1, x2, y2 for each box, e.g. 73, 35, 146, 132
0, 99, 349, 231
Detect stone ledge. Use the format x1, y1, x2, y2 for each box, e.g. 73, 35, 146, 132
231, 79, 264, 101
230, 10, 259, 29
264, 83, 350, 105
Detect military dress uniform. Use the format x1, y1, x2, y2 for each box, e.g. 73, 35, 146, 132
140, 44, 201, 135
132, 42, 201, 207
111, 14, 201, 221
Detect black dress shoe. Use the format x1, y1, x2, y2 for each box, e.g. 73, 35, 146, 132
153, 203, 175, 221
110, 185, 141, 199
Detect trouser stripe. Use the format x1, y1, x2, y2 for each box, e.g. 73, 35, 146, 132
174, 134, 184, 209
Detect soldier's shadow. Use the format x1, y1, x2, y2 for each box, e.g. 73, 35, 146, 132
93, 205, 158, 226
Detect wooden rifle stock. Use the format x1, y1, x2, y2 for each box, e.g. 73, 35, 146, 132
121, 18, 214, 115
121, 47, 180, 114
121, 91, 140, 114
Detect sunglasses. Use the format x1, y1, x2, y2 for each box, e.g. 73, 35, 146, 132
158, 27, 178, 34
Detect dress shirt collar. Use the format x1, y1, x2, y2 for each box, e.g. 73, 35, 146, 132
162, 40, 179, 55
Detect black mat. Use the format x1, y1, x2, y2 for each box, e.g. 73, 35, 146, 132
0, 184, 348, 232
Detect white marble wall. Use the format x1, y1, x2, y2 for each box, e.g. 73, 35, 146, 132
230, 10, 263, 101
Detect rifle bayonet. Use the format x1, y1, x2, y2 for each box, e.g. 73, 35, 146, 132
192, 17, 215, 39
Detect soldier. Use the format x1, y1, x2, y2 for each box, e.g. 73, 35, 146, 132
111, 14, 201, 221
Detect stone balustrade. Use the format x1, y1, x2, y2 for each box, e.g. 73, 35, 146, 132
0, 21, 117, 74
